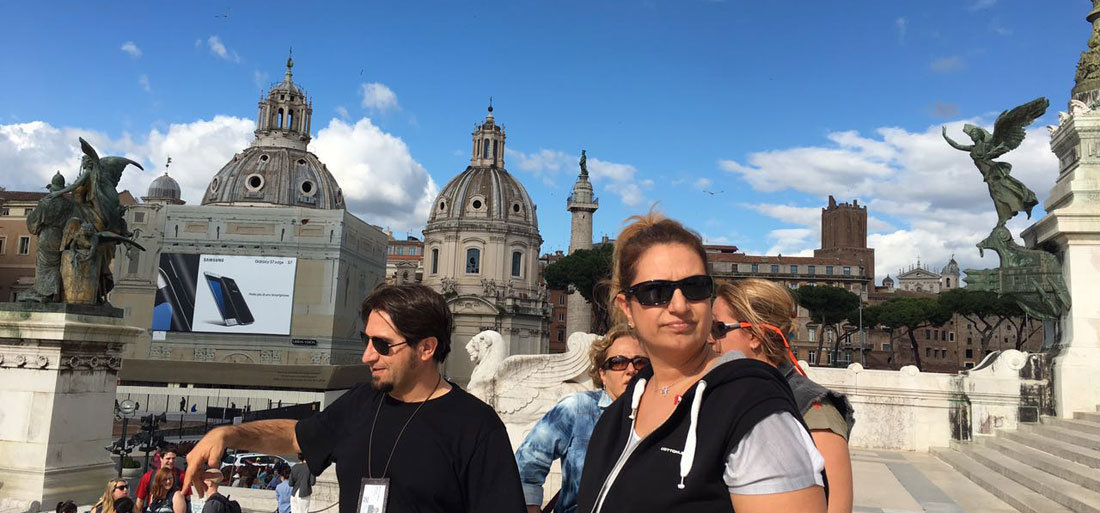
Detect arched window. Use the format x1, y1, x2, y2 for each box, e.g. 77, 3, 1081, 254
482, 138, 490, 159
277, 108, 285, 129
945, 278, 951, 288
492, 140, 498, 159
511, 251, 522, 277
431, 248, 439, 274
288, 110, 295, 131
466, 248, 480, 274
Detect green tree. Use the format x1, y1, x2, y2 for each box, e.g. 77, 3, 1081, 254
542, 243, 614, 333
795, 285, 861, 362
938, 289, 1020, 354
868, 297, 952, 370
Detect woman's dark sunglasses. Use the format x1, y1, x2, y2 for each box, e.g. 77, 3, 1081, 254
623, 275, 715, 306
601, 355, 651, 371
115, 484, 129, 491
711, 321, 743, 339
360, 332, 410, 356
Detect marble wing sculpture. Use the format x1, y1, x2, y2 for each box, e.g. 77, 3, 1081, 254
466, 330, 597, 424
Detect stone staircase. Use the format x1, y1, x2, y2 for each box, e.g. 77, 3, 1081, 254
934, 408, 1100, 513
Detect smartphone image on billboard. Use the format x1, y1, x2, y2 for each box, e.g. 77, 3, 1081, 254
154, 268, 193, 332
204, 272, 246, 327
220, 276, 255, 325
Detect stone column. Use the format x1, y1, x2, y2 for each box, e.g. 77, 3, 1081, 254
1022, 104, 1100, 418
0, 304, 142, 511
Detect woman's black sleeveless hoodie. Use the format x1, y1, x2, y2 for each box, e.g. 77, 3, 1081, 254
576, 352, 822, 513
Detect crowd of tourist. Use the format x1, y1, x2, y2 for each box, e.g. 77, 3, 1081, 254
169, 209, 857, 513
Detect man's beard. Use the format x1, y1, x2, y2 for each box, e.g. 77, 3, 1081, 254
371, 374, 394, 393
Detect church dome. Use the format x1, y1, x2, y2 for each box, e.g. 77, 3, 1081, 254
144, 172, 183, 204
426, 106, 537, 232
882, 274, 894, 287
941, 258, 960, 276
202, 146, 344, 209
428, 166, 537, 229
200, 57, 344, 210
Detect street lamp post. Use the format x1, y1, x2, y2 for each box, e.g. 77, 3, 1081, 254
115, 399, 137, 478
859, 305, 866, 367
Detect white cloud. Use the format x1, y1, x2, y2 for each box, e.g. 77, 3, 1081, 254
693, 177, 713, 190
930, 56, 965, 73
0, 115, 435, 234
311, 118, 436, 232
720, 119, 1059, 280
253, 70, 270, 90
895, 18, 907, 42
360, 83, 399, 113
766, 228, 816, 257
139, 74, 151, 93
121, 41, 142, 58
335, 106, 350, 119
0, 117, 254, 204
207, 35, 240, 63
505, 147, 652, 207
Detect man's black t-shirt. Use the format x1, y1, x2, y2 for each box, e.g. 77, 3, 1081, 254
295, 381, 525, 513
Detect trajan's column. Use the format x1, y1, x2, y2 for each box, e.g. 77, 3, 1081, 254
1022, 1, 1100, 416
565, 151, 598, 336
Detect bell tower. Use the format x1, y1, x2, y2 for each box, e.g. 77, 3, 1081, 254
253, 54, 313, 151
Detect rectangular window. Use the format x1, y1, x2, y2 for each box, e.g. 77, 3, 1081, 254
751, 263, 758, 273
808, 350, 817, 365
559, 295, 566, 306
557, 313, 565, 322
949, 332, 955, 342
770, 264, 779, 273
966, 349, 973, 358
431, 249, 439, 274
882, 342, 891, 352
826, 266, 834, 275
466, 248, 480, 273
843, 266, 851, 276
0, 208, 9, 216
17, 236, 30, 255
925, 329, 931, 339
808, 327, 816, 342
133, 211, 145, 223
0, 237, 5, 254
808, 265, 816, 274
790, 265, 798, 273
925, 347, 931, 358
511, 252, 522, 277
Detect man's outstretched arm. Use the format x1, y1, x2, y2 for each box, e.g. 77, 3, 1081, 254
184, 419, 299, 496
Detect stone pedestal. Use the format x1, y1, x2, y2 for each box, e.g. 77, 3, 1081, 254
1022, 105, 1100, 418
0, 303, 142, 512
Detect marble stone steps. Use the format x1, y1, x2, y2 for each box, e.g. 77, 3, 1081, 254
1000, 430, 1100, 469
963, 442, 1100, 513
934, 447, 1075, 513
1046, 416, 1100, 436
983, 436, 1100, 494
1076, 411, 1100, 423
1019, 423, 1100, 451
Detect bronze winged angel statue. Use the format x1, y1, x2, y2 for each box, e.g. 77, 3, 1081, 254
943, 98, 1048, 227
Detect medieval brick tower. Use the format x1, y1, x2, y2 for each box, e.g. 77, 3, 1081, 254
814, 196, 875, 285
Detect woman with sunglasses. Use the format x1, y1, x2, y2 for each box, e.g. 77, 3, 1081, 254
93, 479, 131, 513
514, 324, 647, 513
576, 212, 827, 513
711, 279, 855, 513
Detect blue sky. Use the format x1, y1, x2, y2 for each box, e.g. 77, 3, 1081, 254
0, 1, 1087, 281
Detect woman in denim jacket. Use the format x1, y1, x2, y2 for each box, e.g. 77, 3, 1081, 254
514, 324, 648, 513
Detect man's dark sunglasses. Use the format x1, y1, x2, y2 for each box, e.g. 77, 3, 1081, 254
360, 331, 410, 356
601, 355, 651, 371
623, 275, 715, 306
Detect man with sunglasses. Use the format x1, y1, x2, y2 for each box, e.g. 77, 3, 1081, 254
514, 324, 647, 513
184, 284, 526, 513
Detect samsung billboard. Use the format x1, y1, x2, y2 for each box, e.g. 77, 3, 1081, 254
153, 253, 298, 335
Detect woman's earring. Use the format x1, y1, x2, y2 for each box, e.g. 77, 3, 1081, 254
628, 322, 634, 329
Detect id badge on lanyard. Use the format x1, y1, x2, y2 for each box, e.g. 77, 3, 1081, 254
357, 478, 390, 513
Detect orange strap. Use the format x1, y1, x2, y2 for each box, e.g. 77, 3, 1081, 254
736, 321, 807, 377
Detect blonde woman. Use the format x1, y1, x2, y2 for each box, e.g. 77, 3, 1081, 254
577, 212, 826, 513
92, 478, 130, 513
515, 324, 647, 513
711, 279, 855, 513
